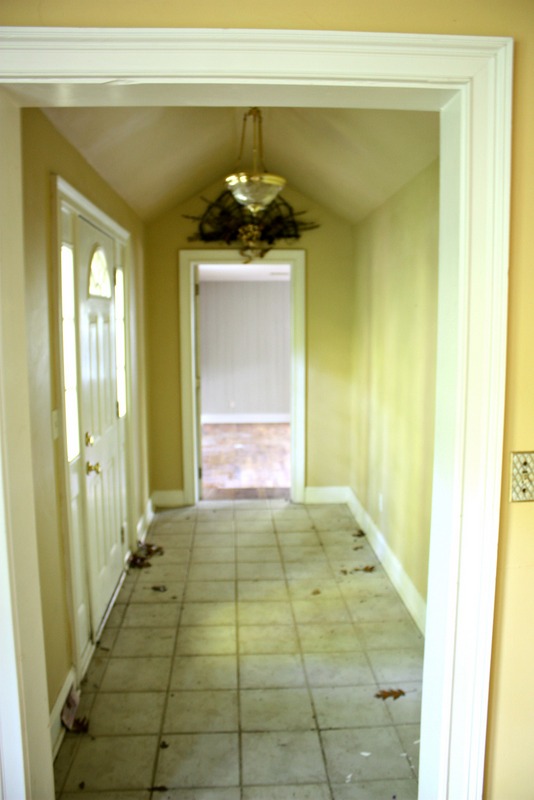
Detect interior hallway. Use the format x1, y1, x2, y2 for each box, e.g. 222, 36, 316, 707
54, 500, 423, 799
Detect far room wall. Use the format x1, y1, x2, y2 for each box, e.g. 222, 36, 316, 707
199, 279, 291, 423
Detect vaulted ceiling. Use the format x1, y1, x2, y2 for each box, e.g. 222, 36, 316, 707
43, 106, 439, 225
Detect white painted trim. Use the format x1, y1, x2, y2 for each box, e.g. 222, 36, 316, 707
346, 491, 427, 634
180, 249, 306, 506
0, 28, 513, 800
304, 486, 353, 505
54, 176, 133, 679
0, 89, 55, 799
304, 486, 426, 632
201, 413, 291, 424
49, 667, 76, 759
136, 499, 155, 543
0, 385, 27, 799
151, 490, 186, 509
55, 176, 130, 243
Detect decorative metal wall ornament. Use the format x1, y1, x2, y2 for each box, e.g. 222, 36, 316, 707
185, 189, 319, 262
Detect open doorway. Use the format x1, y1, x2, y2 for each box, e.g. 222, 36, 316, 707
197, 262, 291, 500
0, 28, 511, 800
180, 249, 306, 506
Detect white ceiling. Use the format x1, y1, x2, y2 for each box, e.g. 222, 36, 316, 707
43, 106, 439, 225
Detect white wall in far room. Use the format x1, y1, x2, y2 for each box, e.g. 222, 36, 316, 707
199, 279, 291, 422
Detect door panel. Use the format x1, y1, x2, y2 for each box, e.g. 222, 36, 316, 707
78, 218, 123, 634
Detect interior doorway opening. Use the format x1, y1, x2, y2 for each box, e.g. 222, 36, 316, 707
180, 249, 306, 506
197, 262, 292, 500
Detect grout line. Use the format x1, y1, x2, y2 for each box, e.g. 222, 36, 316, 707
277, 503, 335, 800
147, 504, 197, 794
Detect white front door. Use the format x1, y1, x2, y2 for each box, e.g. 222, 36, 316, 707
78, 217, 124, 634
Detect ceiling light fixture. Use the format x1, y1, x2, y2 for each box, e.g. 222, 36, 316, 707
225, 107, 286, 214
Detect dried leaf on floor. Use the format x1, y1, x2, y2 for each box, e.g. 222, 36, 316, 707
311, 589, 321, 595
160, 740, 170, 749
353, 545, 363, 551
375, 688, 406, 700
138, 542, 164, 557
129, 553, 152, 569
71, 717, 90, 733
353, 531, 366, 538
151, 585, 167, 592
352, 565, 375, 573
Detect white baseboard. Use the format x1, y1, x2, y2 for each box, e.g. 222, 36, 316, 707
151, 490, 186, 509
345, 489, 426, 635
201, 413, 291, 424
49, 666, 76, 759
304, 486, 354, 504
304, 485, 426, 635
136, 498, 155, 543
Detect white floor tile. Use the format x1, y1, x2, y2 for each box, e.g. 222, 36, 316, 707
56, 501, 424, 798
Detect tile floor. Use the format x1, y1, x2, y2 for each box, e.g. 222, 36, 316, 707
54, 501, 424, 800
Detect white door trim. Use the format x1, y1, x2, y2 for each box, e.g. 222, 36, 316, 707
0, 28, 512, 800
179, 249, 306, 505
54, 176, 131, 681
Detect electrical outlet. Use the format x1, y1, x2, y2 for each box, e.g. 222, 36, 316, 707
510, 452, 534, 502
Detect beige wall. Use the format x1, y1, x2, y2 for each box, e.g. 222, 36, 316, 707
145, 183, 354, 494
3, 0, 534, 796
21, 109, 147, 709
351, 161, 439, 600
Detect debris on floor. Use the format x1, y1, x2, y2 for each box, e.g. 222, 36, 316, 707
129, 553, 152, 569
60, 687, 89, 734
129, 542, 165, 569
375, 688, 406, 700
151, 584, 167, 592
70, 716, 89, 733
138, 542, 164, 557
340, 565, 375, 575
60, 686, 80, 730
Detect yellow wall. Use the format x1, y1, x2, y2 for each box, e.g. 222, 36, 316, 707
3, 0, 534, 796
145, 182, 354, 493
351, 161, 439, 600
21, 109, 147, 709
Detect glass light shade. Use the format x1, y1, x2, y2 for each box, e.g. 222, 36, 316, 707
225, 171, 286, 214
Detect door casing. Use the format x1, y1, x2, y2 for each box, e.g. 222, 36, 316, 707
54, 177, 132, 679
179, 249, 305, 505
0, 28, 513, 800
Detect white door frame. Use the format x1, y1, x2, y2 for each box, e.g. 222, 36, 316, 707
0, 28, 512, 800
179, 249, 305, 505
54, 177, 132, 680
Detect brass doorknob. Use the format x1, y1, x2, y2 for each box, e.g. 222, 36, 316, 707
85, 432, 95, 446
86, 461, 102, 475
